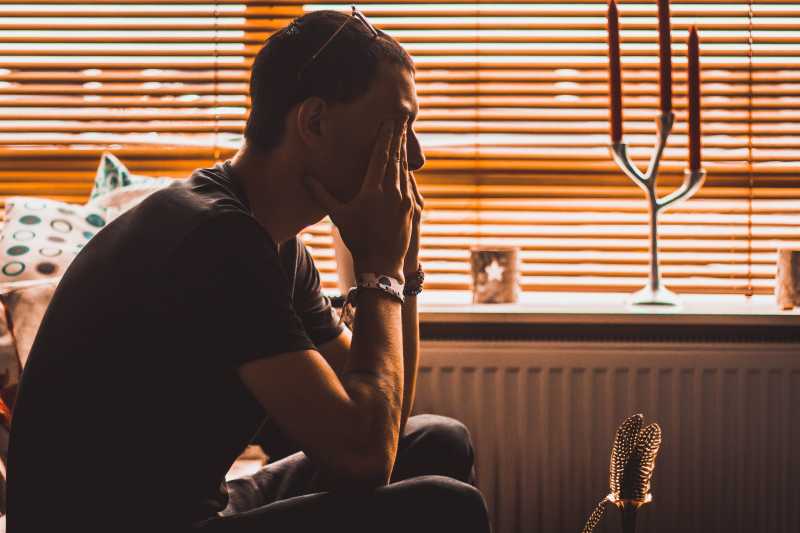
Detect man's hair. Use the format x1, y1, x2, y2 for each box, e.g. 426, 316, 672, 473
244, 10, 415, 152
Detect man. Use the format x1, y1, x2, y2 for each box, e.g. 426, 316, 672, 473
7, 9, 491, 533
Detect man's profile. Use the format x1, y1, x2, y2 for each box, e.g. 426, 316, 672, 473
6, 9, 491, 533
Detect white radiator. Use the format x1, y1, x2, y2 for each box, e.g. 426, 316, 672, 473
413, 340, 800, 533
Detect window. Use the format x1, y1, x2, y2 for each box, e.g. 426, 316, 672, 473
2, 1, 799, 297
0, 1, 277, 198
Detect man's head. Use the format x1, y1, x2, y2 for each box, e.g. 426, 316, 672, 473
244, 10, 424, 204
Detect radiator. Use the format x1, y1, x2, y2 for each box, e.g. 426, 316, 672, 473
413, 340, 800, 533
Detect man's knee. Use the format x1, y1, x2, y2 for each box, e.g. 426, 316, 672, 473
409, 414, 475, 474
411, 414, 473, 453
402, 475, 490, 533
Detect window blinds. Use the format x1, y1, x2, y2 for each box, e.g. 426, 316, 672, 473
0, 0, 273, 198
1, 1, 798, 296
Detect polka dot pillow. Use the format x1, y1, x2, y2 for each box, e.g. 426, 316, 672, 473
0, 197, 107, 285
89, 152, 174, 204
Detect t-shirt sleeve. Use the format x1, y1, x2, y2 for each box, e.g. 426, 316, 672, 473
293, 239, 346, 347
164, 211, 316, 368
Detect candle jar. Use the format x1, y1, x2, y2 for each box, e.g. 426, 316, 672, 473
470, 246, 520, 304
776, 249, 800, 310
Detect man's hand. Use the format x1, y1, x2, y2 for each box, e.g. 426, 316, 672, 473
400, 122, 425, 279
304, 120, 414, 283
402, 162, 425, 276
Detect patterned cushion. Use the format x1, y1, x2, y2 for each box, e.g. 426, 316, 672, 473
89, 152, 174, 211
0, 197, 107, 286
88, 182, 174, 221
89, 152, 135, 201
0, 300, 19, 388
0, 279, 58, 369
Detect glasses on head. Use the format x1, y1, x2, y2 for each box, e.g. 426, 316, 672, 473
296, 5, 380, 82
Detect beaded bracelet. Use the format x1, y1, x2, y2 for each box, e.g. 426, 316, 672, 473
403, 264, 425, 296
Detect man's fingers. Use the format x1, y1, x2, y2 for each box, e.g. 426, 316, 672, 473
303, 174, 342, 215
362, 120, 395, 193
410, 172, 424, 209
399, 128, 410, 202
384, 122, 405, 193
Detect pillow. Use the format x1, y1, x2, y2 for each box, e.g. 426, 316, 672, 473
0, 279, 59, 369
89, 152, 135, 200
0, 300, 20, 388
0, 197, 107, 286
88, 182, 173, 221
89, 152, 174, 215
0, 406, 8, 516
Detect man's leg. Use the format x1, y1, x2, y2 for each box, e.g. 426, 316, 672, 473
391, 413, 477, 485
227, 413, 478, 514
194, 475, 490, 533
253, 413, 476, 484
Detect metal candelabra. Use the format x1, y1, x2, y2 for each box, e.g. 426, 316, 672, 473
610, 112, 706, 307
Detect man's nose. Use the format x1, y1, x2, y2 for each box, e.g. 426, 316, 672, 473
407, 130, 426, 171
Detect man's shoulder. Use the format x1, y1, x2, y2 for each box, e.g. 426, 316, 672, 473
141, 165, 249, 221
163, 202, 279, 277
185, 162, 251, 215
121, 164, 257, 248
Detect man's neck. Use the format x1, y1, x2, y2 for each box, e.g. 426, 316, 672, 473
228, 141, 325, 249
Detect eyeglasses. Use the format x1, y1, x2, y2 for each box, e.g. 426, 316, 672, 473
296, 5, 380, 82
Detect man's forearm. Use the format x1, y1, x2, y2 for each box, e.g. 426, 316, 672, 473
341, 289, 404, 484
399, 292, 419, 434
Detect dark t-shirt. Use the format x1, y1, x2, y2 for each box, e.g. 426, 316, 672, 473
6, 162, 343, 532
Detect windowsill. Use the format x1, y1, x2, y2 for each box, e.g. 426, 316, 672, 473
328, 290, 800, 341
415, 291, 800, 327
408, 291, 800, 342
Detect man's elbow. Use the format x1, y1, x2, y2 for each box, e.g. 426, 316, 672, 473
328, 447, 395, 491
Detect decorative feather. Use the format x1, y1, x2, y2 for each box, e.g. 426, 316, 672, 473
581, 414, 663, 533
580, 497, 610, 533
622, 422, 662, 500
609, 413, 643, 498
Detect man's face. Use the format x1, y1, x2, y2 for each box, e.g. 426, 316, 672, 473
317, 61, 424, 204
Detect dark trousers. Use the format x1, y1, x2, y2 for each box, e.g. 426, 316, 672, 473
191, 414, 491, 533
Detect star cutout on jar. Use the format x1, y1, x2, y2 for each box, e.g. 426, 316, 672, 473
485, 258, 505, 282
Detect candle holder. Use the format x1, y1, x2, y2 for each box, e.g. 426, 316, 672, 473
470, 246, 520, 304
610, 112, 706, 307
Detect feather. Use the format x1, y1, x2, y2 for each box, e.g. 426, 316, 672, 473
622, 423, 662, 500
609, 413, 643, 498
580, 496, 611, 533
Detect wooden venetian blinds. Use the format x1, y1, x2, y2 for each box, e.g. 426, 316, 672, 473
0, 0, 274, 199
2, 1, 799, 296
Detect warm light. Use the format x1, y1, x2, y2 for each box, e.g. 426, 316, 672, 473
0, 1, 796, 298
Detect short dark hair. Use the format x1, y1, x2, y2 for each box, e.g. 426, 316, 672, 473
244, 10, 415, 152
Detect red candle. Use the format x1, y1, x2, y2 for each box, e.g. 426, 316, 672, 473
607, 0, 623, 143
688, 26, 702, 171
657, 0, 673, 115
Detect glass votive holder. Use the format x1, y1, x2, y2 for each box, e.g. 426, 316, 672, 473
470, 246, 520, 304
776, 248, 800, 310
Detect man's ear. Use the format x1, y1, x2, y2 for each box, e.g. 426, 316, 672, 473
296, 97, 326, 147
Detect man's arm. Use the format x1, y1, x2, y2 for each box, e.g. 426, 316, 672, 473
398, 292, 419, 433
238, 289, 404, 489
317, 119, 423, 438
316, 324, 351, 377
318, 294, 419, 435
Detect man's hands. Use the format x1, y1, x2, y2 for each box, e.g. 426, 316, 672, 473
403, 170, 424, 278
304, 120, 415, 283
